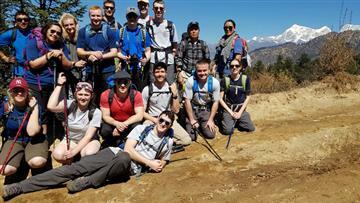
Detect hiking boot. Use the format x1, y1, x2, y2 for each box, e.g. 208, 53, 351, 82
66, 176, 92, 193
172, 144, 185, 154
2, 183, 23, 200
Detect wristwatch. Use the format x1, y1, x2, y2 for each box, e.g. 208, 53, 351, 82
172, 95, 178, 99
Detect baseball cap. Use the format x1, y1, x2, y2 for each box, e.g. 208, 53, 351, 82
113, 70, 131, 80
187, 21, 200, 31
138, 0, 149, 3
9, 77, 29, 92
126, 7, 139, 17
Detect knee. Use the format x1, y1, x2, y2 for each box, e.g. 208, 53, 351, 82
0, 165, 17, 176
119, 152, 131, 169
28, 157, 47, 168
220, 127, 233, 136
52, 150, 66, 162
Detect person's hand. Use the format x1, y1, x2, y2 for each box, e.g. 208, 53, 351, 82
48, 50, 63, 59
140, 57, 147, 66
57, 72, 66, 85
170, 83, 178, 96
191, 119, 199, 129
112, 128, 121, 136
4, 56, 16, 64
233, 111, 243, 120
147, 160, 163, 172
74, 60, 87, 68
29, 97, 37, 108
93, 51, 103, 60
206, 119, 216, 133
115, 121, 128, 132
88, 55, 98, 62
64, 150, 75, 160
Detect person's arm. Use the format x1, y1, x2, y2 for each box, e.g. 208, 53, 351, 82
26, 97, 41, 136
170, 83, 180, 113
101, 107, 117, 127
0, 51, 15, 63
142, 86, 157, 123
184, 98, 197, 127
47, 73, 66, 113
102, 48, 117, 60
235, 96, 250, 118
124, 106, 144, 126
219, 91, 233, 115
69, 126, 97, 157
124, 138, 165, 172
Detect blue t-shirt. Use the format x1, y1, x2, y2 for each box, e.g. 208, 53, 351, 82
77, 24, 117, 73
220, 74, 251, 105
0, 105, 31, 142
0, 28, 31, 76
24, 38, 70, 86
216, 37, 243, 76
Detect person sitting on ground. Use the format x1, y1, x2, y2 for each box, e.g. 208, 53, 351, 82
100, 70, 144, 148
184, 59, 220, 140
142, 62, 191, 147
2, 111, 175, 200
219, 59, 255, 134
0, 78, 47, 181
47, 73, 102, 164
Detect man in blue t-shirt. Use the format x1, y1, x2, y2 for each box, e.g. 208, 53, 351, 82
117, 7, 151, 90
0, 11, 31, 77
77, 5, 118, 104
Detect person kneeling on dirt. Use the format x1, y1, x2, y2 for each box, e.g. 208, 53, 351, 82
142, 62, 191, 150
99, 70, 144, 148
219, 59, 255, 134
47, 73, 101, 164
2, 111, 175, 200
184, 59, 220, 140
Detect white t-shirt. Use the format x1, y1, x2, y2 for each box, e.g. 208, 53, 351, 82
184, 76, 220, 106
66, 100, 102, 143
142, 83, 172, 117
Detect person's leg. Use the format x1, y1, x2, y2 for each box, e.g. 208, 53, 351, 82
185, 111, 198, 141
80, 140, 101, 157
99, 122, 117, 148
237, 111, 255, 132
220, 110, 236, 135
166, 64, 175, 84
172, 119, 192, 146
0, 141, 24, 176
198, 110, 216, 139
25, 134, 49, 176
52, 139, 77, 163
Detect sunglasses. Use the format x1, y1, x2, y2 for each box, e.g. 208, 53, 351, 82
116, 79, 130, 86
76, 82, 93, 93
127, 14, 138, 19
138, 2, 148, 7
49, 29, 61, 36
16, 18, 29, 23
104, 6, 115, 10
224, 26, 233, 31
159, 118, 171, 126
12, 88, 26, 94
230, 64, 241, 68
154, 6, 164, 11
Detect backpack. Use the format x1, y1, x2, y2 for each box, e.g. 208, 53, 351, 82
146, 20, 175, 46
84, 23, 109, 44
192, 75, 214, 102
107, 86, 137, 109
67, 101, 97, 121
118, 25, 147, 54
145, 83, 172, 113
224, 74, 248, 93
232, 35, 251, 69
24, 27, 48, 70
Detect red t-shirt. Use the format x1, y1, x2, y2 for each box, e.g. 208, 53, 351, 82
100, 89, 143, 122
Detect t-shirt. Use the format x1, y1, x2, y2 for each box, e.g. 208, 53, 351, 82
0, 28, 31, 76
147, 19, 178, 64
184, 76, 220, 106
109, 124, 173, 174
66, 99, 102, 143
220, 74, 251, 105
142, 83, 172, 116
24, 38, 70, 86
138, 16, 151, 28
100, 89, 143, 122
77, 24, 117, 73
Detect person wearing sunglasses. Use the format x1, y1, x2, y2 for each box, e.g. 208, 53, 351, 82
137, 0, 152, 27
24, 22, 74, 146
146, 0, 179, 85
116, 7, 151, 90
102, 0, 121, 31
59, 13, 87, 99
2, 111, 174, 199
219, 59, 255, 135
213, 19, 244, 79
142, 62, 191, 147
0, 11, 31, 77
77, 5, 118, 105
0, 78, 48, 183
100, 70, 144, 148
47, 73, 101, 164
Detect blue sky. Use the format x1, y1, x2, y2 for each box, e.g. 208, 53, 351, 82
79, 0, 360, 43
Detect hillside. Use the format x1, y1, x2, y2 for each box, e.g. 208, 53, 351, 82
250, 30, 360, 65
3, 81, 360, 202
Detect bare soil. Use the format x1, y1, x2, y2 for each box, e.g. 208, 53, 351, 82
2, 82, 360, 203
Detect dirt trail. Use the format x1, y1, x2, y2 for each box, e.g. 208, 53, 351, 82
2, 82, 360, 203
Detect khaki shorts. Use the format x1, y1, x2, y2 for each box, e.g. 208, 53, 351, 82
0, 135, 48, 168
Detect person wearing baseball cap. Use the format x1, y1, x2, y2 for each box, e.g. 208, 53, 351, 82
99, 70, 144, 148
137, 0, 151, 27
0, 77, 48, 180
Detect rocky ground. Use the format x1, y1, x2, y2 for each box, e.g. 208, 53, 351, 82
2, 82, 360, 203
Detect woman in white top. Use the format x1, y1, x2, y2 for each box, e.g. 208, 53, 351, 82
47, 73, 101, 164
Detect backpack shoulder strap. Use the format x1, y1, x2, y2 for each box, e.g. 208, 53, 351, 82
192, 77, 199, 93
146, 20, 154, 39
130, 89, 136, 107
119, 27, 125, 43
241, 74, 247, 91
225, 76, 230, 92
88, 107, 96, 121
231, 34, 240, 49
108, 89, 115, 107
102, 23, 109, 41
10, 27, 17, 44
139, 124, 154, 143
199, 40, 207, 58
208, 75, 213, 93
140, 26, 146, 49
145, 84, 153, 113
85, 24, 91, 43
166, 20, 174, 43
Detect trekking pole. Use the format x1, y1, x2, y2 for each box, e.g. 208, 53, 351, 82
0, 110, 30, 174
225, 105, 242, 149
193, 127, 222, 161
51, 59, 57, 146
62, 87, 70, 151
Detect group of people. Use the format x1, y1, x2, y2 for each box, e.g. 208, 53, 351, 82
0, 0, 255, 200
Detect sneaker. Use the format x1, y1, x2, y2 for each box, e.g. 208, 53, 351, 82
3, 183, 22, 200
66, 176, 92, 193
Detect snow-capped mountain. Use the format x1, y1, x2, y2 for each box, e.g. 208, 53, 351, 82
340, 24, 360, 32
249, 24, 331, 51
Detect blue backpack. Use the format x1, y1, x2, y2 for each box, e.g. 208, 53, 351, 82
84, 23, 109, 44
192, 75, 214, 101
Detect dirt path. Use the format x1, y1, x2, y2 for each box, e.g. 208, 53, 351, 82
2, 82, 360, 203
